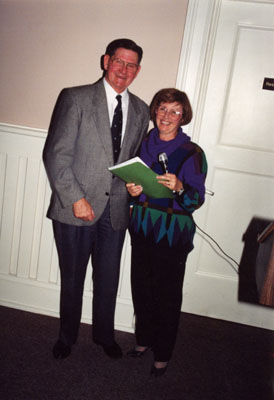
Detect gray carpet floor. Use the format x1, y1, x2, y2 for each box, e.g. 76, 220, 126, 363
0, 306, 273, 400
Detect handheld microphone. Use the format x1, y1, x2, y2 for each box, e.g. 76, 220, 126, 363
158, 152, 169, 174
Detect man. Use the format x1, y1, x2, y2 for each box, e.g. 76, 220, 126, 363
43, 38, 150, 360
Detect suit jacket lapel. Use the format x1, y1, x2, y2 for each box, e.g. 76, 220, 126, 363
91, 80, 114, 164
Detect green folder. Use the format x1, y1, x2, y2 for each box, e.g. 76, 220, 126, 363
108, 157, 173, 199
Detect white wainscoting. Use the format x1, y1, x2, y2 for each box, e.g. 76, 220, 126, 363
0, 123, 134, 332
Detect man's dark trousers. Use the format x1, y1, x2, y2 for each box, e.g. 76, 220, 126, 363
52, 201, 126, 347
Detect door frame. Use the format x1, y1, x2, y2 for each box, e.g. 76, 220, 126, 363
176, 0, 218, 142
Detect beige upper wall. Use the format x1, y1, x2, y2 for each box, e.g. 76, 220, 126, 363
0, 0, 188, 130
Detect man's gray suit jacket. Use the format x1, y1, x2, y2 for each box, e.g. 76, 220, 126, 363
43, 79, 150, 230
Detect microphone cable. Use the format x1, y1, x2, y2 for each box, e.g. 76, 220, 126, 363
193, 221, 240, 274
158, 151, 240, 273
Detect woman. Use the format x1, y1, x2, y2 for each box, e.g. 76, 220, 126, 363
126, 88, 207, 377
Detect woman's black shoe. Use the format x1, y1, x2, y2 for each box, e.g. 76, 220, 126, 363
150, 363, 168, 377
127, 347, 149, 358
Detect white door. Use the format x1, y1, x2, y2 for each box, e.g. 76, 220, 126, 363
178, 0, 274, 329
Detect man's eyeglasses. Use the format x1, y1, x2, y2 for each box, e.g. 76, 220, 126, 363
156, 106, 182, 120
111, 58, 139, 73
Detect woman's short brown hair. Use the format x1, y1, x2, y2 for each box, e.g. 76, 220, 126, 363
150, 88, 192, 126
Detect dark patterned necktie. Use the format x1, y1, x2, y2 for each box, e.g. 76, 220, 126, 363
111, 95, 123, 164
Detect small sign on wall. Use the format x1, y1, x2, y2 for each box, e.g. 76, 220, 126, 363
262, 77, 274, 91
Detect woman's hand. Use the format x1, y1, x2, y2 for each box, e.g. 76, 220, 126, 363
126, 183, 143, 197
156, 173, 183, 192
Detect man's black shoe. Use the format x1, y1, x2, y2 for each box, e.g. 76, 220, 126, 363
94, 340, 122, 359
52, 340, 71, 359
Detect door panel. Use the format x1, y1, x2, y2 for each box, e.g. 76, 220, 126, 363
221, 26, 274, 150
